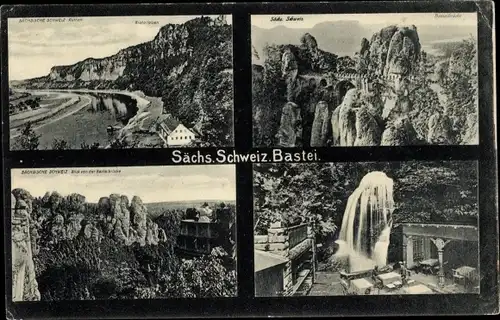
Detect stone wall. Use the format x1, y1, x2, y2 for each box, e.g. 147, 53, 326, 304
254, 222, 313, 296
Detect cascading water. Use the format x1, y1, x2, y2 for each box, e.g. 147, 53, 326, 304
335, 171, 395, 272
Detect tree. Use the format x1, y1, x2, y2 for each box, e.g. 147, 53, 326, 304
13, 122, 40, 150
161, 251, 237, 298
52, 139, 69, 150
200, 72, 233, 146
440, 38, 478, 144
80, 142, 100, 150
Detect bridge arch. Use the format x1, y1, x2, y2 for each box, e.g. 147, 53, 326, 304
336, 79, 356, 104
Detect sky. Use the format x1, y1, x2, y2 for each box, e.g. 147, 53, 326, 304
252, 12, 477, 29
11, 165, 236, 203
8, 15, 232, 80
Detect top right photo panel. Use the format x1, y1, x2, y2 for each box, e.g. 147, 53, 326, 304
252, 13, 478, 147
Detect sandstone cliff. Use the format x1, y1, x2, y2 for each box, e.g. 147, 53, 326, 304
13, 16, 233, 137
357, 25, 421, 77
253, 33, 353, 147
28, 190, 167, 248
11, 189, 40, 301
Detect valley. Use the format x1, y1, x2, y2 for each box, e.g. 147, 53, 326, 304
9, 88, 163, 149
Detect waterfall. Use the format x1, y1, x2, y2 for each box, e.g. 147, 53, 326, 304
335, 171, 395, 272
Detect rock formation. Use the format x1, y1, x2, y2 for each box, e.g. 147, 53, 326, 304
358, 25, 421, 77
276, 102, 302, 147
356, 38, 371, 73
18, 17, 231, 90
332, 88, 358, 146
130, 196, 148, 244
381, 116, 420, 146
427, 112, 454, 144
354, 105, 382, 146
35, 191, 165, 247
11, 189, 40, 302
310, 101, 331, 147
462, 113, 479, 145
281, 47, 299, 102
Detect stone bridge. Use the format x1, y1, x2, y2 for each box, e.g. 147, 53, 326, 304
335, 72, 412, 94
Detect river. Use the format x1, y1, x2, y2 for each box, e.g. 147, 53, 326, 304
10, 89, 141, 150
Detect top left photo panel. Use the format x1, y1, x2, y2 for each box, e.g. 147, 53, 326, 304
7, 15, 234, 150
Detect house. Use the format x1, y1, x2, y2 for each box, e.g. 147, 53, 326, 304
177, 206, 235, 258
393, 223, 479, 290
153, 114, 198, 147
154, 114, 179, 138
167, 124, 197, 147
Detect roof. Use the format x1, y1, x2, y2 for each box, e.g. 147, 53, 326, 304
156, 114, 180, 132
400, 223, 479, 242
254, 250, 288, 272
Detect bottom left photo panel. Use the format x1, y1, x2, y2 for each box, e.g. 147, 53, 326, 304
10, 164, 237, 301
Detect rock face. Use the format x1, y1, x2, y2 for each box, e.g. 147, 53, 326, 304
276, 102, 302, 147
13, 17, 233, 141
427, 112, 454, 144
381, 116, 420, 146
462, 113, 479, 145
19, 16, 231, 92
282, 47, 299, 102
11, 189, 40, 302
130, 196, 149, 245
354, 105, 382, 146
358, 25, 421, 77
310, 101, 331, 147
356, 38, 371, 73
37, 192, 164, 247
332, 88, 358, 146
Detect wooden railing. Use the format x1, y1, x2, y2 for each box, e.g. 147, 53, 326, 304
288, 224, 308, 249
179, 220, 219, 238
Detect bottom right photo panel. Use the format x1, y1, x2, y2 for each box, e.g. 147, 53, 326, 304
253, 161, 479, 297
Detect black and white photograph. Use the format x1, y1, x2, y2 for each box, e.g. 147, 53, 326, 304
8, 15, 234, 150
252, 13, 478, 147
10, 165, 237, 301
253, 161, 479, 296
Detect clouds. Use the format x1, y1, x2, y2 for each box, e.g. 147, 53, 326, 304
8, 15, 232, 80
11, 165, 236, 203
